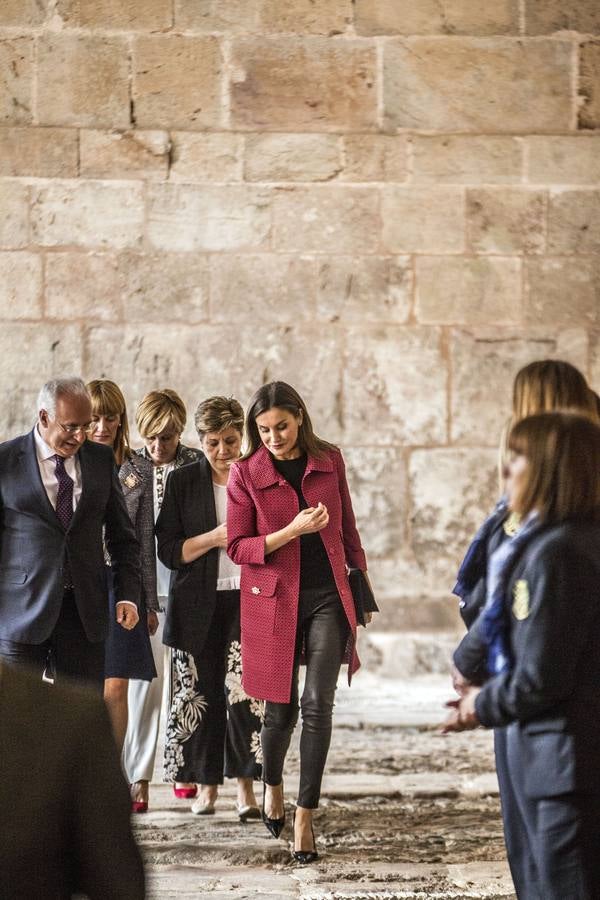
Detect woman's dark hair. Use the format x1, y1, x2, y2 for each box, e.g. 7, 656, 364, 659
512, 360, 597, 423
508, 411, 600, 524
242, 381, 337, 460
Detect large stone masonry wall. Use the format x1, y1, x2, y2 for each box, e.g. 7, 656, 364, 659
1, 1, 599, 633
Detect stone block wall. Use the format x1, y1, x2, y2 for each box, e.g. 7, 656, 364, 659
1, 1, 599, 633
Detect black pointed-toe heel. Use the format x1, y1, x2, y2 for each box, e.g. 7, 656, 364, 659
291, 812, 319, 865
262, 782, 286, 839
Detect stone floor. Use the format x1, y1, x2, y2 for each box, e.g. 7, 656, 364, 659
135, 672, 515, 899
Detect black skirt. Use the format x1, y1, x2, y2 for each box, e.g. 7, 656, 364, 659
104, 566, 157, 681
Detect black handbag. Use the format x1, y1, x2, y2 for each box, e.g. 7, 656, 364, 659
348, 569, 378, 627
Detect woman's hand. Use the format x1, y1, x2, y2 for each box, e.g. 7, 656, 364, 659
147, 609, 159, 636
212, 522, 228, 549
289, 503, 329, 537
441, 686, 482, 733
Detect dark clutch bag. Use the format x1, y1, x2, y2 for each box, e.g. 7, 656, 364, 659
348, 569, 378, 627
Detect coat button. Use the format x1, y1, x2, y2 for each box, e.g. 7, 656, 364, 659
251, 586, 261, 595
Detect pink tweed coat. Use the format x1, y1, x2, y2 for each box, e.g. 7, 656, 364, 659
227, 444, 367, 704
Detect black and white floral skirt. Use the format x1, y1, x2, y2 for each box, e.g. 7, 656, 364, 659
164, 590, 263, 784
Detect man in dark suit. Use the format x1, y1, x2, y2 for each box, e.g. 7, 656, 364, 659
0, 661, 145, 898
0, 377, 140, 689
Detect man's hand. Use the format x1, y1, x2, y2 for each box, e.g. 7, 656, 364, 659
116, 602, 139, 630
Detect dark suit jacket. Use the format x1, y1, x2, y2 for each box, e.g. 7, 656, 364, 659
155, 456, 219, 657
0, 663, 145, 899
0, 429, 140, 643
472, 520, 600, 796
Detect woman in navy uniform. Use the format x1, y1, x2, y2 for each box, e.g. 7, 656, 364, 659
446, 411, 600, 900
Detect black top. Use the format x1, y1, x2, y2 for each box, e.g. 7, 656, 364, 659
272, 453, 335, 591
155, 456, 220, 657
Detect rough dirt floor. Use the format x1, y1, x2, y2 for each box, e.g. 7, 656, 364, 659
135, 673, 515, 899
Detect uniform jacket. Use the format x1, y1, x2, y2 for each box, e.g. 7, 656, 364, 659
118, 453, 158, 612
227, 444, 367, 704
0, 429, 140, 643
0, 663, 145, 899
473, 520, 600, 796
155, 455, 219, 657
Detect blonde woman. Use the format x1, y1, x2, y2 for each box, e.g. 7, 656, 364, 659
123, 389, 201, 812
87, 379, 157, 753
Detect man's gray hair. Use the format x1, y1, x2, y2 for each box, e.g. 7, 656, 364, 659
37, 377, 90, 417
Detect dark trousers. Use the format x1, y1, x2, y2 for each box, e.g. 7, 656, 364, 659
262, 587, 349, 809
165, 590, 263, 784
0, 590, 104, 693
501, 722, 600, 899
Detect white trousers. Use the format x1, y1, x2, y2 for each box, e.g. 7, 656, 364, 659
122, 608, 171, 784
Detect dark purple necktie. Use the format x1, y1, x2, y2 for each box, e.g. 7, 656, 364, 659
54, 454, 74, 530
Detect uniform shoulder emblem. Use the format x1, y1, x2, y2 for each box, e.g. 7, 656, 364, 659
512, 579, 530, 620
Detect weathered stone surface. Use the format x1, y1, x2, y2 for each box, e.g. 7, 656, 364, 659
56, 0, 173, 28
31, 181, 144, 250
45, 253, 122, 322
382, 187, 465, 253
527, 136, 600, 184
411, 136, 522, 184
147, 184, 272, 251
37, 35, 130, 129
230, 37, 377, 131
548, 190, 600, 254
450, 328, 589, 445
0, 1, 50, 26
317, 256, 412, 323
244, 133, 341, 182
525, 258, 599, 326
355, 0, 519, 35
580, 41, 600, 129
169, 133, 243, 183
0, 252, 42, 319
466, 188, 546, 254
341, 135, 407, 182
344, 447, 406, 558
80, 130, 170, 180
85, 325, 265, 434
0, 323, 82, 437
174, 0, 261, 31
272, 186, 379, 253
0, 128, 78, 178
209, 254, 316, 323
409, 448, 498, 586
133, 36, 222, 130
416, 257, 521, 325
342, 327, 447, 445
46, 252, 209, 323
177, 0, 353, 35
0, 38, 33, 125
0, 181, 29, 249
384, 38, 573, 132
526, 3, 600, 35
259, 0, 353, 35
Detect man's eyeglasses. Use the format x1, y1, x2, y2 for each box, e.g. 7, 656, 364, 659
54, 419, 95, 435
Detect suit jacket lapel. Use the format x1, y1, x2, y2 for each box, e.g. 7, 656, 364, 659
20, 429, 61, 529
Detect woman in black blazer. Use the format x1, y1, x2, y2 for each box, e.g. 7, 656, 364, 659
445, 412, 600, 900
156, 396, 262, 821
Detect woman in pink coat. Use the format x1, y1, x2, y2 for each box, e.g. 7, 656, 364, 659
227, 381, 370, 864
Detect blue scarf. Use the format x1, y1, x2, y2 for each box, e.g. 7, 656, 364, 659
453, 498, 508, 603
480, 512, 541, 675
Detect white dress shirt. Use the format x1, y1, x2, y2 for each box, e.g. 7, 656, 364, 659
213, 481, 241, 591
34, 425, 82, 511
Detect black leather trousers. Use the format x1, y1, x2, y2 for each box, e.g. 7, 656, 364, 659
261, 587, 349, 809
